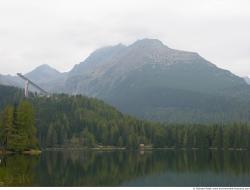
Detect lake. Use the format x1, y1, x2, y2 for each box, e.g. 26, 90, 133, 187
0, 150, 250, 186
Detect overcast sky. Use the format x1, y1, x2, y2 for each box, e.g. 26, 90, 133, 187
0, 0, 250, 76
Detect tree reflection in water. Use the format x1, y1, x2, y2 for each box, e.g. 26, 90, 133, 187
1, 150, 250, 186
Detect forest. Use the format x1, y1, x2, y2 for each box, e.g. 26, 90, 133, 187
1, 84, 250, 150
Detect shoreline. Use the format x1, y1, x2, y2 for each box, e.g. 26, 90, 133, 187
0, 149, 42, 155
1, 147, 249, 155
43, 146, 249, 152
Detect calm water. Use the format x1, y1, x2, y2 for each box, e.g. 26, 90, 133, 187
1, 150, 250, 186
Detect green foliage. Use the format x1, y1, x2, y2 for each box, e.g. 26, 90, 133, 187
159, 123, 250, 149
0, 100, 38, 152
0, 106, 14, 149
0, 155, 38, 186
81, 128, 95, 147
0, 85, 24, 110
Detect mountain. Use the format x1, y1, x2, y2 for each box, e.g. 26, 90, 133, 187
1, 39, 250, 123
25, 64, 61, 83
244, 77, 250, 85
0, 64, 66, 92
61, 39, 250, 123
64, 39, 249, 98
25, 64, 67, 92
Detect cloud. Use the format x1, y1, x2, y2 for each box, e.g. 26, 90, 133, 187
0, 0, 250, 76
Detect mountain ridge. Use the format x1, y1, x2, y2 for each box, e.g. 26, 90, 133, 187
1, 39, 250, 123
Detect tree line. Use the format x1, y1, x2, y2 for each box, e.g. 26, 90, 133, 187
1, 85, 250, 150
154, 123, 250, 149
32, 94, 250, 149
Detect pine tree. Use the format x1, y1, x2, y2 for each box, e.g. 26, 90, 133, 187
81, 128, 95, 147
213, 126, 223, 149
0, 105, 14, 149
12, 100, 37, 150
118, 136, 123, 147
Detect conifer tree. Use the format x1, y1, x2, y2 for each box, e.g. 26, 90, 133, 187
0, 105, 14, 149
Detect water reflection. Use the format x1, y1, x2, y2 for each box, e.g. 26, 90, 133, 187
1, 150, 250, 186
0, 155, 39, 186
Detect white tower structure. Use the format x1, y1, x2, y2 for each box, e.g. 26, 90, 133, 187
25, 80, 29, 97
17, 73, 49, 97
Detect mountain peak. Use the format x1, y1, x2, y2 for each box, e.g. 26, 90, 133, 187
25, 64, 61, 83
131, 38, 166, 48
33, 64, 59, 72
26, 64, 61, 76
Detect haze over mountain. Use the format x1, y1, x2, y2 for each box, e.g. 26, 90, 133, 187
1, 39, 250, 123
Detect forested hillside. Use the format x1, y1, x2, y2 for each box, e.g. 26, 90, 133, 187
1, 84, 250, 150
0, 85, 162, 149
31, 94, 157, 148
